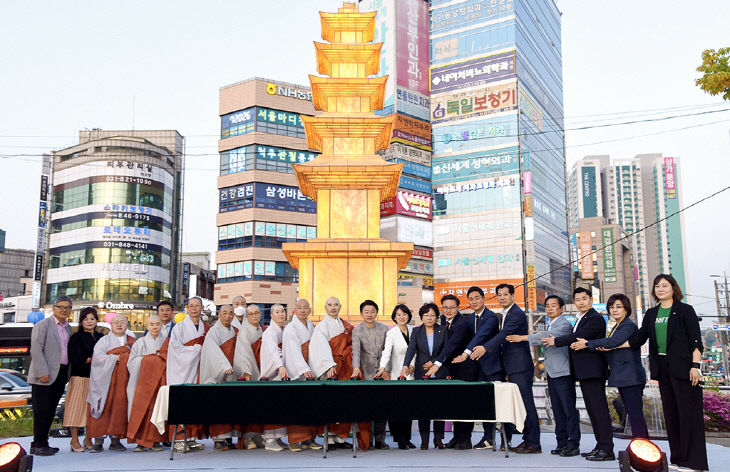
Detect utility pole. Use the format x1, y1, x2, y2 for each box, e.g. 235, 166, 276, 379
715, 277, 729, 384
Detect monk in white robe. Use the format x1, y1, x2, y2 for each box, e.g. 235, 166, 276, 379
259, 304, 291, 451
231, 304, 266, 449
308, 297, 370, 450
126, 315, 167, 451
282, 299, 322, 450
167, 297, 208, 452
200, 305, 238, 450
230, 295, 247, 330
87, 314, 136, 452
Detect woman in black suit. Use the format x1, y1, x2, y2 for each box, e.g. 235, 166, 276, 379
401, 303, 447, 450
614, 274, 707, 471
571, 293, 648, 439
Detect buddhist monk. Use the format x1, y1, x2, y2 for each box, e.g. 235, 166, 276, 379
87, 314, 136, 452
232, 304, 265, 449
231, 295, 247, 330
259, 304, 290, 451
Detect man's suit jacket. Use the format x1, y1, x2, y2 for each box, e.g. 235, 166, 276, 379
588, 317, 645, 387
466, 308, 503, 376
436, 314, 477, 380
628, 301, 703, 380
145, 320, 175, 337
527, 314, 572, 378
482, 304, 533, 375
403, 324, 447, 379
28, 315, 72, 385
554, 308, 607, 380
352, 321, 389, 379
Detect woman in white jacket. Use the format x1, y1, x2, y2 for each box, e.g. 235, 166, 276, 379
376, 304, 416, 450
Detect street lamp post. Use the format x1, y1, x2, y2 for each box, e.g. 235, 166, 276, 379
711, 272, 729, 384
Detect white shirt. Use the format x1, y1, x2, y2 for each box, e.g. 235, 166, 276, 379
500, 303, 514, 330
573, 310, 588, 333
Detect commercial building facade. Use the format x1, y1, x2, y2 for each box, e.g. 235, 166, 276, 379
568, 153, 688, 312
45, 129, 185, 326
428, 0, 570, 311
0, 248, 34, 299
214, 78, 318, 321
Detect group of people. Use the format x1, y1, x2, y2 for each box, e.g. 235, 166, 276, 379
27, 273, 708, 471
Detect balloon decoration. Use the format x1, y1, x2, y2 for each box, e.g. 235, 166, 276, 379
104, 312, 119, 324
27, 311, 45, 325
174, 312, 186, 323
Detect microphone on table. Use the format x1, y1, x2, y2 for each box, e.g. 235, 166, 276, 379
327, 376, 338, 381
446, 376, 453, 380
305, 376, 316, 381
281, 376, 291, 381
397, 376, 407, 381
260, 377, 270, 381
237, 376, 248, 382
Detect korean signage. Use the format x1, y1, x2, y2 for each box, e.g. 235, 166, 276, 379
579, 232, 593, 280
582, 166, 597, 217
664, 156, 676, 199
523, 171, 532, 194
434, 115, 517, 155
569, 233, 579, 272
434, 213, 522, 246
526, 264, 536, 311
431, 147, 518, 184
381, 216, 433, 247
219, 183, 254, 212
182, 263, 191, 297
518, 85, 544, 131
266, 82, 312, 101
395, 160, 431, 179
399, 175, 431, 194
434, 278, 524, 310
411, 247, 433, 259
435, 176, 516, 194
257, 145, 317, 164
396, 0, 429, 96
256, 107, 304, 128
601, 227, 617, 283
221, 107, 255, 129
404, 259, 433, 275
395, 86, 430, 121
34, 254, 43, 281
437, 250, 521, 269
430, 51, 516, 94
430, 0, 515, 35
254, 183, 316, 214
378, 142, 431, 166
38, 202, 47, 227
394, 113, 431, 142
359, 0, 396, 113
431, 81, 517, 125
40, 174, 49, 201
380, 191, 432, 220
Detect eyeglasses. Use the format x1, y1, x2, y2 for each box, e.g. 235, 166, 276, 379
54, 305, 72, 311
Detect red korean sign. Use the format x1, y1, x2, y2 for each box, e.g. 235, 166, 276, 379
380, 191, 432, 220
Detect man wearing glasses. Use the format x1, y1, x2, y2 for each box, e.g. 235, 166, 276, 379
28, 296, 74, 456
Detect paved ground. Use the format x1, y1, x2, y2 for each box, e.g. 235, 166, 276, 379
9, 432, 727, 471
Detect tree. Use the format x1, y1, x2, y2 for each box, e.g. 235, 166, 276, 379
696, 47, 730, 100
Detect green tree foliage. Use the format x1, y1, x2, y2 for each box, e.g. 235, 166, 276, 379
696, 47, 730, 100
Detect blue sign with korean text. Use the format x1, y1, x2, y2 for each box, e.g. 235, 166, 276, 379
399, 175, 431, 194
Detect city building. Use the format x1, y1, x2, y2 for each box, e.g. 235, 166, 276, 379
0, 247, 35, 299
427, 0, 570, 312
0, 295, 33, 324
358, 0, 435, 314
45, 129, 185, 326
568, 153, 688, 312
181, 252, 216, 302
569, 216, 636, 306
214, 78, 319, 321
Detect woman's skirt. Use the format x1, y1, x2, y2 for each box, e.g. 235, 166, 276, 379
62, 376, 90, 427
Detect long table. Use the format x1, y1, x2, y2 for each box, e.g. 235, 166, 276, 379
159, 380, 523, 459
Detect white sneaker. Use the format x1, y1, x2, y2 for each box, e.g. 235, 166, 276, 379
265, 438, 285, 451
172, 441, 188, 453
244, 437, 257, 450
187, 440, 204, 450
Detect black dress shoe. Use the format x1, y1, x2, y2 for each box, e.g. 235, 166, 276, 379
581, 447, 599, 457
420, 442, 428, 450
551, 447, 565, 455
433, 439, 446, 449
559, 447, 580, 457
585, 450, 615, 461
398, 442, 408, 450
33, 446, 57, 456
335, 441, 352, 449
407, 441, 416, 449
454, 441, 472, 450
444, 439, 457, 449
374, 441, 390, 450
162, 441, 171, 447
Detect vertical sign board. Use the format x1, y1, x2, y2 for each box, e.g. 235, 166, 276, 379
33, 160, 51, 307
526, 264, 536, 311
601, 227, 617, 283
582, 166, 597, 217
396, 0, 429, 96
579, 232, 593, 280
664, 156, 676, 199
569, 233, 579, 272
182, 263, 191, 298
359, 0, 396, 114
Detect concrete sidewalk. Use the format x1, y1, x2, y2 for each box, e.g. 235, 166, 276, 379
10, 432, 726, 471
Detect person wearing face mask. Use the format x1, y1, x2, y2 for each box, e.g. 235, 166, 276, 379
126, 315, 167, 452
86, 314, 137, 452
65, 307, 104, 452
231, 296, 247, 330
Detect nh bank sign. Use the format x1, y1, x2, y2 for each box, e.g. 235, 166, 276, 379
266, 82, 312, 101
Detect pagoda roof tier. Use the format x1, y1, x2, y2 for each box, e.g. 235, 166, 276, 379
293, 157, 403, 202
309, 75, 388, 112
283, 239, 413, 270
320, 10, 376, 43
300, 115, 394, 152
314, 42, 381, 77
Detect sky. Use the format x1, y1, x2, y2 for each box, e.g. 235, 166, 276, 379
1, 0, 728, 320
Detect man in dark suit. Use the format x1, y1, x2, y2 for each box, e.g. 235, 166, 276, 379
425, 294, 478, 450
544, 287, 614, 461
453, 286, 502, 449
464, 284, 541, 453
28, 296, 73, 456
